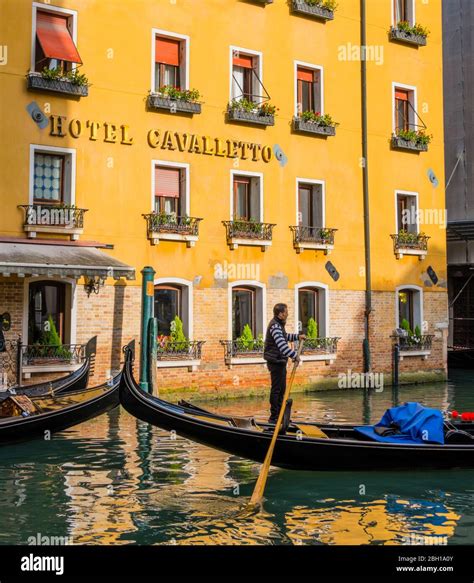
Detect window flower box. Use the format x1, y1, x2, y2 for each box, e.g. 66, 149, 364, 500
227, 99, 276, 126
394, 334, 434, 360
389, 23, 428, 47
391, 130, 431, 152
156, 340, 205, 370
220, 339, 265, 366
290, 226, 337, 254
291, 0, 335, 21
19, 204, 87, 241
293, 114, 337, 136
143, 213, 202, 247
27, 72, 89, 97
147, 92, 202, 115
299, 336, 340, 364
222, 219, 275, 251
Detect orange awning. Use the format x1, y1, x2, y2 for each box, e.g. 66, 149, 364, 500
36, 10, 82, 64
233, 53, 254, 69
297, 67, 314, 82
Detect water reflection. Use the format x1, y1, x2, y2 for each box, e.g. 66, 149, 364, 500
0, 374, 472, 545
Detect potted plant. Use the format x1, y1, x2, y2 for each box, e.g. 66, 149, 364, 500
227, 98, 277, 126
27, 67, 89, 96
392, 129, 432, 151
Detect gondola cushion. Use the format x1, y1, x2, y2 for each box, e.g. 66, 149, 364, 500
0, 395, 40, 418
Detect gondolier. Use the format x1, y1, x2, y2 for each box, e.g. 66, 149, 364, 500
264, 303, 305, 423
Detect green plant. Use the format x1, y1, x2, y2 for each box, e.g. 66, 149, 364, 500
229, 98, 277, 117
158, 85, 201, 102
37, 316, 72, 359
307, 318, 318, 339
300, 110, 339, 127
397, 229, 426, 246
39, 67, 89, 86
236, 324, 255, 351
169, 315, 189, 352
305, 0, 338, 10
396, 20, 430, 37
400, 318, 412, 335
233, 216, 263, 235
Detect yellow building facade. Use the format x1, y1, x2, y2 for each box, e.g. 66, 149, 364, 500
0, 0, 448, 392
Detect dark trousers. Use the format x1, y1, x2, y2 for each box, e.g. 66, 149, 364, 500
267, 361, 287, 420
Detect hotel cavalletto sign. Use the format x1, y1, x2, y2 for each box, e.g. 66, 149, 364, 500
49, 115, 274, 163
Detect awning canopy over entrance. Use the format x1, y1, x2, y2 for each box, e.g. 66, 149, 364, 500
447, 221, 474, 242
0, 242, 135, 279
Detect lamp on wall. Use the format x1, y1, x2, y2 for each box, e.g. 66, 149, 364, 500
84, 276, 106, 297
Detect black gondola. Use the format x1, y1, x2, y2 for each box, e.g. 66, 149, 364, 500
0, 336, 97, 401
0, 371, 120, 446
119, 345, 474, 471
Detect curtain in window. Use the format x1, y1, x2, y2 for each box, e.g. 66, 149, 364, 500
34, 153, 63, 202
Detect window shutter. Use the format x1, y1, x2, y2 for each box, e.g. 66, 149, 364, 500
395, 89, 409, 101
155, 167, 180, 198
233, 53, 254, 68
36, 10, 82, 64
297, 67, 314, 82
155, 37, 180, 66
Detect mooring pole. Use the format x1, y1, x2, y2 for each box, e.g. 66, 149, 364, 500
393, 343, 400, 388
140, 266, 155, 392
148, 317, 158, 395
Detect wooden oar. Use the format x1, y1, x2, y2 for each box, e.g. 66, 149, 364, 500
249, 339, 304, 507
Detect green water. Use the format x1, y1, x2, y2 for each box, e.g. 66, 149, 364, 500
0, 370, 473, 545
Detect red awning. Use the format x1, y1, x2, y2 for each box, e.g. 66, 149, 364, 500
155, 167, 180, 198
233, 53, 254, 69
155, 37, 180, 66
395, 89, 409, 101
36, 10, 82, 64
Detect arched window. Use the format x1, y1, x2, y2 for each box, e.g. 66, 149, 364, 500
298, 288, 320, 335
397, 286, 422, 332
154, 285, 182, 336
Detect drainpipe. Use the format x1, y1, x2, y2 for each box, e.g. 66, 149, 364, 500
140, 266, 156, 392
360, 0, 372, 372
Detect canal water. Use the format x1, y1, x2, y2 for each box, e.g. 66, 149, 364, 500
0, 370, 473, 546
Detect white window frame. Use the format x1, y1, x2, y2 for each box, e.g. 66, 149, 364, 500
29, 144, 76, 206
394, 189, 419, 233
229, 45, 263, 103
391, 0, 415, 27
230, 169, 264, 221
294, 282, 329, 336
293, 60, 324, 117
151, 159, 190, 215
31, 3, 78, 72
392, 82, 418, 133
151, 28, 190, 93
153, 276, 194, 340
228, 280, 266, 342
295, 178, 325, 227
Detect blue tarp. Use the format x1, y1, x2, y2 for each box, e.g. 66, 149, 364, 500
354, 402, 444, 445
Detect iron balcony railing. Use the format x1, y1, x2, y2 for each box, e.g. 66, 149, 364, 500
220, 339, 264, 362
298, 337, 340, 354
19, 204, 88, 229
395, 335, 434, 352
391, 233, 430, 252
222, 220, 276, 241
157, 340, 205, 361
143, 213, 202, 236
290, 226, 337, 245
21, 343, 86, 366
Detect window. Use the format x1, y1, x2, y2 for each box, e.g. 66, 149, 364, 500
393, 0, 414, 26
232, 52, 255, 101
296, 66, 321, 115
296, 284, 328, 337
33, 8, 82, 73
33, 153, 64, 203
232, 287, 255, 339
30, 146, 75, 206
397, 286, 422, 331
298, 183, 323, 228
299, 289, 320, 335
155, 36, 180, 90
153, 31, 188, 93
154, 285, 181, 336
394, 87, 416, 132
28, 281, 67, 344
396, 192, 418, 234
154, 279, 192, 339
232, 173, 261, 221
154, 165, 186, 216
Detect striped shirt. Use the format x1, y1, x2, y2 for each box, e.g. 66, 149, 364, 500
269, 322, 299, 360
